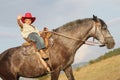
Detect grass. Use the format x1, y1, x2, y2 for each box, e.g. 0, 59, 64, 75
60, 55, 120, 80
89, 48, 120, 64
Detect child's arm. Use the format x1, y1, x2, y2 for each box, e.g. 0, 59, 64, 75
17, 15, 23, 28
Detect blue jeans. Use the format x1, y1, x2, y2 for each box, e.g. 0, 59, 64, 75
28, 32, 46, 50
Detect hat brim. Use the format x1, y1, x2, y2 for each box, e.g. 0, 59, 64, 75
21, 17, 36, 24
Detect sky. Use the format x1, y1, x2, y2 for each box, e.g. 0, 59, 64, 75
0, 0, 120, 65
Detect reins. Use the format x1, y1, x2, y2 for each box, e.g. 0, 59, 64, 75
52, 31, 100, 45
44, 31, 100, 46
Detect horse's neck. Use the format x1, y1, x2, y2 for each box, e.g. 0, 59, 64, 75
53, 26, 92, 55
49, 26, 92, 69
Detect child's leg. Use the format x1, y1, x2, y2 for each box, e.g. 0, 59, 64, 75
28, 32, 50, 72
37, 52, 51, 72
28, 32, 46, 49
36, 36, 46, 50
28, 32, 49, 59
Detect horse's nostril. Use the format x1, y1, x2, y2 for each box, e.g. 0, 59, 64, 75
105, 37, 115, 49
107, 41, 115, 49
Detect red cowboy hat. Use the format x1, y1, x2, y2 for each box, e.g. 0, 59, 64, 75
21, 12, 36, 23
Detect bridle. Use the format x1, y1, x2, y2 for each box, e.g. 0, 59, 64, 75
92, 21, 113, 46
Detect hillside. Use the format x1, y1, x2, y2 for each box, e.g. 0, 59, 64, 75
89, 48, 120, 64
72, 55, 120, 80
38, 48, 120, 80
49, 54, 120, 80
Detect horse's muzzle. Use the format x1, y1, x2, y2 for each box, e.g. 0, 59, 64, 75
105, 37, 115, 49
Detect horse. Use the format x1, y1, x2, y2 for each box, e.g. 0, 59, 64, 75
0, 15, 115, 80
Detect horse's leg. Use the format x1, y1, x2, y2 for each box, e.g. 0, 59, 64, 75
0, 75, 6, 80
17, 76, 20, 80
0, 76, 16, 80
64, 65, 75, 80
0, 73, 18, 80
51, 69, 60, 80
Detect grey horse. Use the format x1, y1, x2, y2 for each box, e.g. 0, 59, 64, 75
0, 15, 115, 80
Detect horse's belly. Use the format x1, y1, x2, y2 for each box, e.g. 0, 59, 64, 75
17, 55, 47, 77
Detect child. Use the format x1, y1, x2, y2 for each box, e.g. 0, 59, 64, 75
17, 12, 50, 72
17, 12, 48, 58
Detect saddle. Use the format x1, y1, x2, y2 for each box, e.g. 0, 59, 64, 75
40, 29, 52, 49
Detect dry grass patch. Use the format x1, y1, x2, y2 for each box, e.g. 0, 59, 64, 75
38, 55, 120, 80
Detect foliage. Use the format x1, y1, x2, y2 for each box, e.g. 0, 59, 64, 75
89, 48, 120, 64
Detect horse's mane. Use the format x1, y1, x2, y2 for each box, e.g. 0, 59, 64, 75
53, 18, 106, 32
53, 18, 93, 32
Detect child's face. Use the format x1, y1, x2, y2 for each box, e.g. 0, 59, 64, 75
24, 19, 32, 25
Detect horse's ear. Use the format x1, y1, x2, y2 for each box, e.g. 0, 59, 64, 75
93, 15, 99, 22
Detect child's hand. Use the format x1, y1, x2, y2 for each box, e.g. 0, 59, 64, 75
17, 15, 22, 20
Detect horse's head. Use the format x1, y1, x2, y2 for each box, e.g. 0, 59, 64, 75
89, 15, 115, 49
